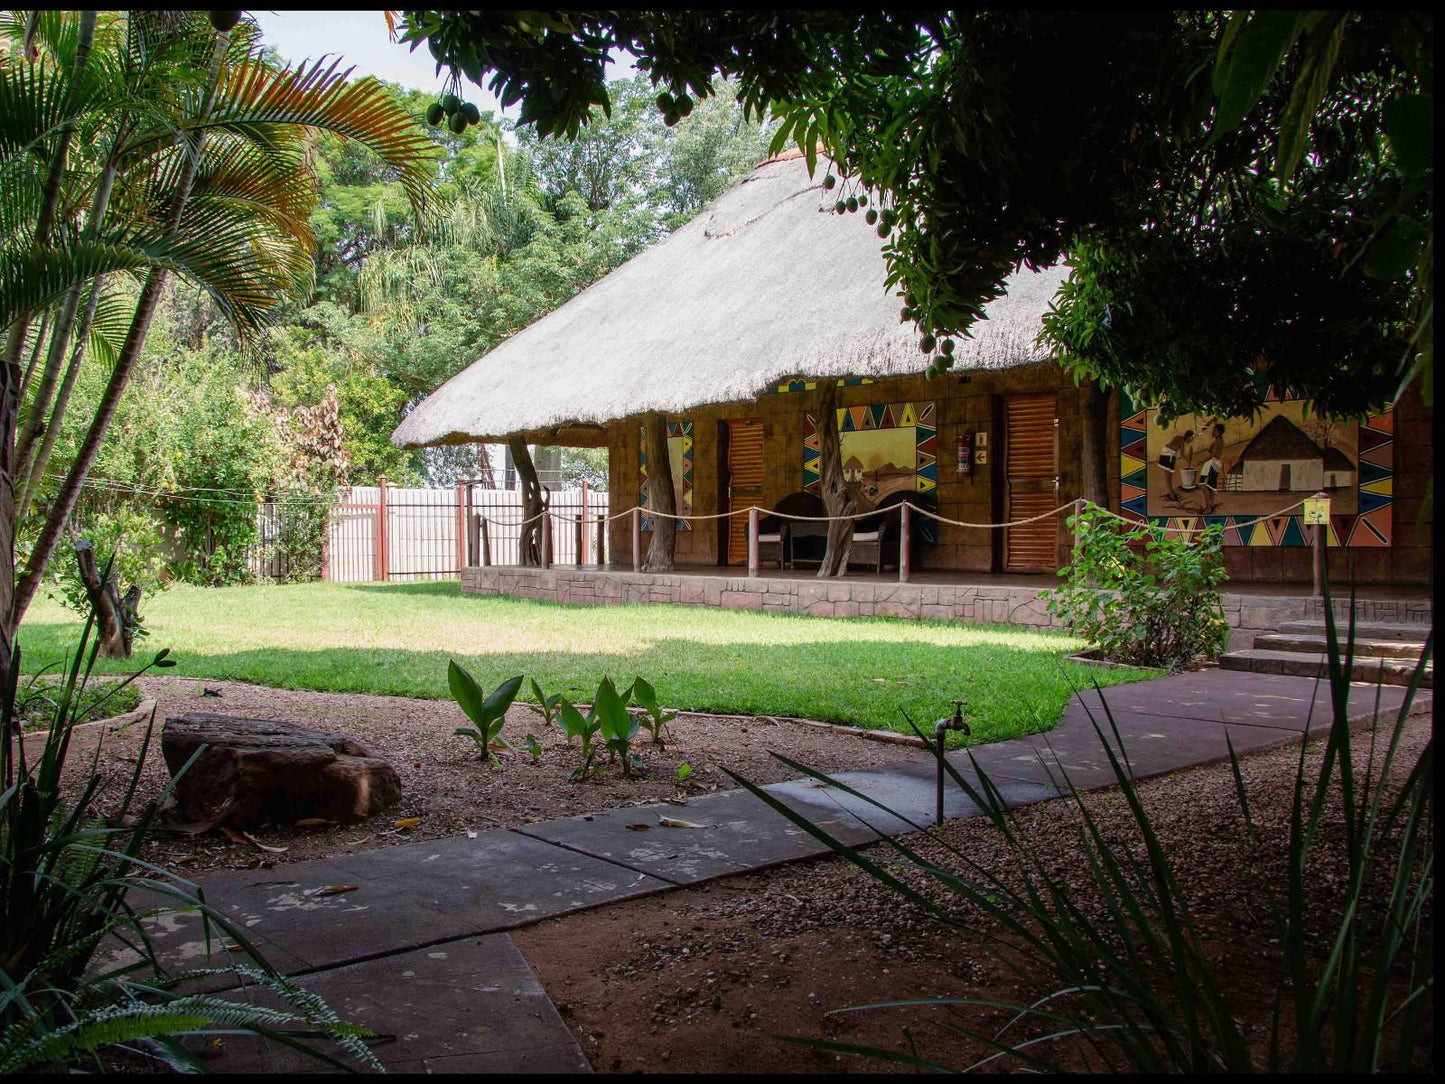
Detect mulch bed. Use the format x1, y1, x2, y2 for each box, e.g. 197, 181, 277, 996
512, 712, 1434, 1073
39, 676, 917, 875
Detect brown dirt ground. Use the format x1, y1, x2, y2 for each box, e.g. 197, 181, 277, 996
37, 676, 917, 875
512, 713, 1434, 1074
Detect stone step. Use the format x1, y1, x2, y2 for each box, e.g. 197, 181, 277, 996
1277, 618, 1433, 643
1254, 632, 1431, 660
1218, 649, 1433, 688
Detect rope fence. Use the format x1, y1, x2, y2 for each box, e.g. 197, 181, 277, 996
472, 492, 1314, 581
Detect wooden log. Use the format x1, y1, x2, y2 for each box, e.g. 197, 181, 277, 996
815, 380, 856, 577
642, 411, 677, 572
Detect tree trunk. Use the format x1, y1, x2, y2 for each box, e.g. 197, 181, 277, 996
816, 380, 857, 577
509, 436, 546, 566
641, 412, 677, 572
73, 539, 133, 657
1079, 379, 1110, 508
1, 11, 98, 713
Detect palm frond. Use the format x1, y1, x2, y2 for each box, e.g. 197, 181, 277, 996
203, 52, 437, 212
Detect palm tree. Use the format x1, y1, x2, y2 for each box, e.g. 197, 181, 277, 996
0, 10, 437, 666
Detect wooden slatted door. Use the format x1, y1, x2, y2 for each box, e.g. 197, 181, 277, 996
1003, 393, 1060, 572
724, 418, 765, 565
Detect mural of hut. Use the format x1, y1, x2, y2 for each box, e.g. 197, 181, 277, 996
842, 454, 865, 483
1226, 415, 1333, 493
1323, 445, 1356, 489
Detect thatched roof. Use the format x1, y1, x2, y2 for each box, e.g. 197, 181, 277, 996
393, 151, 1066, 449
1238, 416, 1322, 462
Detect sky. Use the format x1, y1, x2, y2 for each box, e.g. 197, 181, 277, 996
250, 10, 636, 122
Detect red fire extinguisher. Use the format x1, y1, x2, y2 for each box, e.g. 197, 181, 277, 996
957, 432, 972, 476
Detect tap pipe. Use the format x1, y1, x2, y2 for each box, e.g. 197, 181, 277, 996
935, 699, 971, 826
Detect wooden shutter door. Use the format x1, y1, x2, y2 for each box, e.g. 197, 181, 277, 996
725, 419, 765, 565
1003, 393, 1059, 572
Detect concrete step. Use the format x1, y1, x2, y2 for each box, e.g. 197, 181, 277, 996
1219, 648, 1433, 688
1254, 632, 1431, 660
1277, 619, 1433, 643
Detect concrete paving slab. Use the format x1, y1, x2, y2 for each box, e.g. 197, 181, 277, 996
1066, 671, 1424, 732
515, 787, 881, 885
125, 831, 668, 975
1017, 710, 1300, 783
207, 932, 589, 1074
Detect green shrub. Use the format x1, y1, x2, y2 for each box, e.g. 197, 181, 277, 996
1045, 504, 1228, 671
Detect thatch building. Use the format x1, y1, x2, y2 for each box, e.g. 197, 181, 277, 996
395, 151, 1430, 585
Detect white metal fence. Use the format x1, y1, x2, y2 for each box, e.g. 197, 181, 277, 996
252, 482, 611, 583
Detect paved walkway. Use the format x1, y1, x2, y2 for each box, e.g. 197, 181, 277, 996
122, 669, 1429, 1073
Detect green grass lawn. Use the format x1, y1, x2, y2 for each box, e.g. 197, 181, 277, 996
17, 581, 1154, 745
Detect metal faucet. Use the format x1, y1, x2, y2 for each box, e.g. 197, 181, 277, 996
935, 700, 971, 826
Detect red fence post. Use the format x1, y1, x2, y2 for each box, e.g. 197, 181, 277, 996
376, 476, 389, 582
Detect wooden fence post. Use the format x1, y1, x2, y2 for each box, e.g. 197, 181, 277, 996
376, 476, 388, 582
596, 512, 606, 565
574, 512, 583, 567
632, 506, 642, 572
899, 502, 911, 583
747, 505, 760, 578
455, 481, 466, 571
480, 517, 491, 566
580, 480, 590, 564
541, 510, 553, 569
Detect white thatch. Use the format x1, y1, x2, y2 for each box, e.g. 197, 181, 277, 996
393, 152, 1065, 448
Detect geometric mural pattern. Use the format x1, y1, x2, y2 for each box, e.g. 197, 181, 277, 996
638, 420, 694, 532
1118, 390, 1393, 547
766, 376, 874, 394
803, 401, 938, 543
803, 401, 938, 494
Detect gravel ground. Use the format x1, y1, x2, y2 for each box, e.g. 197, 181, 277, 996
514, 711, 1434, 1074
37, 676, 918, 875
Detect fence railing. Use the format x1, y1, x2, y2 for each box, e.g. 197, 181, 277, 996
250, 479, 611, 584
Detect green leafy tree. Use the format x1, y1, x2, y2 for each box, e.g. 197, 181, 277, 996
398, 9, 1430, 417
1, 9, 434, 686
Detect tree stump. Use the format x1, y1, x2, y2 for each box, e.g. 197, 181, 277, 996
160, 714, 401, 830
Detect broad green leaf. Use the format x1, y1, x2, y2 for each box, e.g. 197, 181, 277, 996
1213, 10, 1302, 134
593, 677, 632, 740
1364, 216, 1426, 281
631, 676, 657, 712
1384, 94, 1434, 178
482, 674, 524, 724
447, 660, 487, 729
558, 698, 588, 742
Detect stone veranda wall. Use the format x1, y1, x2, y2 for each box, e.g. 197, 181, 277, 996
460, 566, 1430, 651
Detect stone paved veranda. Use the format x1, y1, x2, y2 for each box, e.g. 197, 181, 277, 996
130, 668, 1431, 1073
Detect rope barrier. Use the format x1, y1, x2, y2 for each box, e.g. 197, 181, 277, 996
472, 495, 1314, 535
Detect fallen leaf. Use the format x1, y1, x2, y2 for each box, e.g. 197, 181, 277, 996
221, 828, 288, 854
312, 884, 360, 897
625, 823, 650, 831
293, 818, 335, 827
663, 797, 688, 806
659, 817, 707, 829
225, 944, 245, 953
465, 830, 478, 839
393, 817, 422, 829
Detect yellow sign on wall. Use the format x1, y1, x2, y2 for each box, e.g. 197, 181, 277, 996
1303, 495, 1331, 525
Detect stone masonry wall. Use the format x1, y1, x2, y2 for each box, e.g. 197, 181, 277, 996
461, 567, 1429, 651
